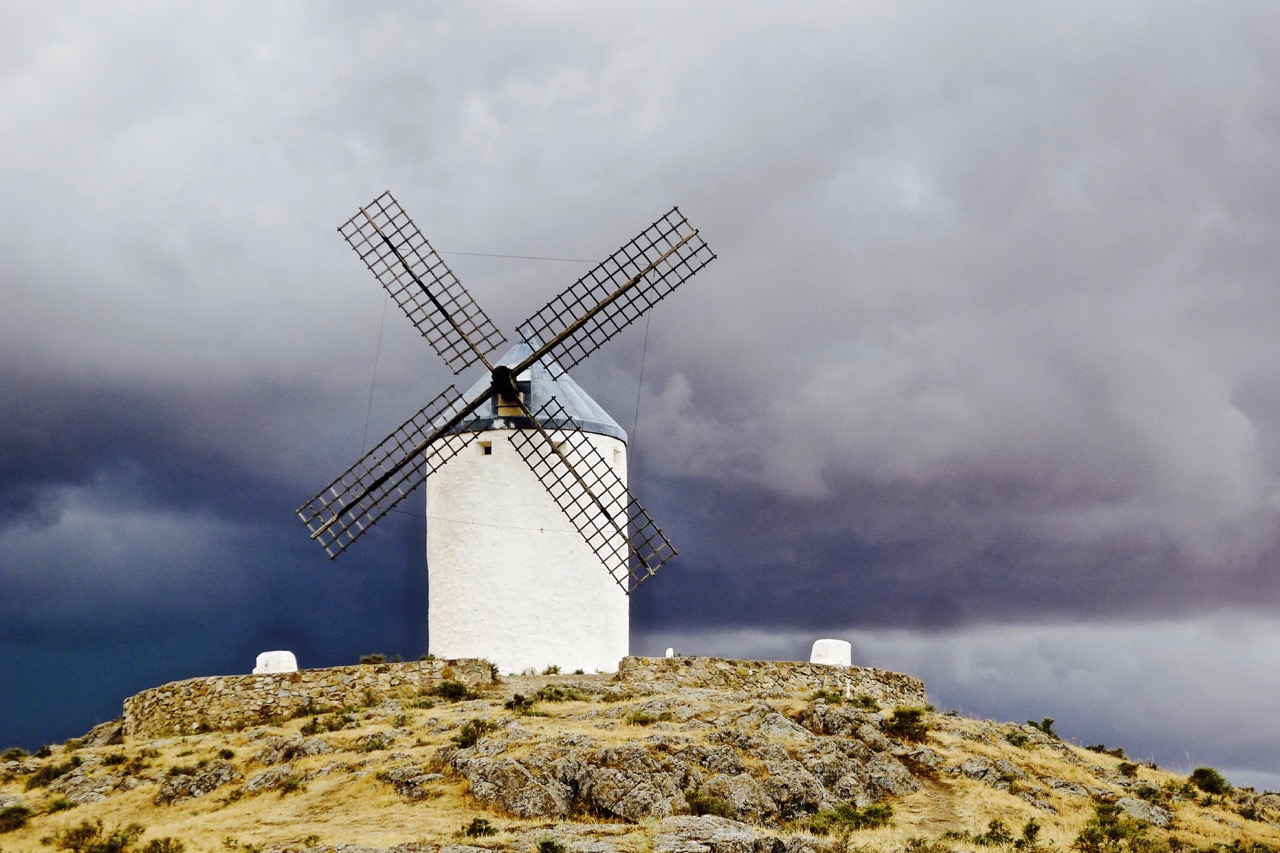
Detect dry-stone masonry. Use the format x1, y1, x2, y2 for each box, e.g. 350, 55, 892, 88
122, 655, 925, 741
122, 658, 493, 739
616, 656, 927, 706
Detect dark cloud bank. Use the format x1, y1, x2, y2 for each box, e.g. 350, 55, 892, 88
2, 1, 1279, 789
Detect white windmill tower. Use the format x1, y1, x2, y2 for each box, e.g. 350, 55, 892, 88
298, 192, 716, 673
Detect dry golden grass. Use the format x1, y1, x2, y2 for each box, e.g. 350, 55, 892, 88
3, 673, 1278, 853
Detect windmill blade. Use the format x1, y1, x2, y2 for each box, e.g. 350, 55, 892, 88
298, 385, 483, 558
339, 191, 506, 374
508, 397, 677, 593
514, 207, 715, 374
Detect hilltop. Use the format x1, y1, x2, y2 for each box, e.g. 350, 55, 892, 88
1, 657, 1278, 853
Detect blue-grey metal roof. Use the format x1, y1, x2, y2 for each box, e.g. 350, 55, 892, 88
449, 342, 627, 442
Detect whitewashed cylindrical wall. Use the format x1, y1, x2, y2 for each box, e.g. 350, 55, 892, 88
426, 428, 629, 674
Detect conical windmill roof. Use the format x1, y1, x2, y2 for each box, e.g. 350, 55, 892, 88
450, 342, 627, 442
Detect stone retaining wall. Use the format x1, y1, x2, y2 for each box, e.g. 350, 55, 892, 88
617, 656, 928, 707
122, 659, 494, 739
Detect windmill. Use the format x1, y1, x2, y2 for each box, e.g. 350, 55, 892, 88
298, 192, 716, 673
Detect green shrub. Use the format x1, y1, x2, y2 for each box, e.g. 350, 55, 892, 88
0, 804, 32, 832
1189, 767, 1230, 795
533, 685, 588, 703
48, 797, 75, 813
806, 802, 894, 834
359, 654, 386, 665
1, 747, 29, 762
217, 749, 235, 761
975, 818, 1013, 846
1072, 803, 1169, 853
537, 839, 566, 853
25, 757, 82, 790
451, 718, 494, 748
461, 818, 497, 838
1014, 818, 1042, 852
278, 775, 306, 796
142, 840, 185, 853
102, 753, 128, 767
1027, 718, 1059, 738
427, 681, 475, 702
1086, 744, 1126, 759
884, 707, 931, 742
1005, 731, 1031, 748
504, 694, 546, 716
542, 665, 561, 675
684, 789, 734, 818
43, 819, 147, 853
358, 734, 391, 753
812, 689, 845, 705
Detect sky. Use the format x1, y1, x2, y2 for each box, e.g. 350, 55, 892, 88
2, 1, 1279, 790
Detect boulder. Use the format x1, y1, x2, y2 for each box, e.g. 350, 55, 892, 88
697, 773, 778, 824
653, 816, 785, 853
1115, 797, 1172, 827
458, 757, 570, 818
241, 766, 300, 794
154, 760, 243, 805
252, 734, 334, 765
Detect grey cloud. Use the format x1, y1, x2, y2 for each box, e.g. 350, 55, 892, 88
3, 1, 1280, 778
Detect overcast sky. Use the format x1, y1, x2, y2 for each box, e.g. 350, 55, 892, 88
3, 1, 1279, 790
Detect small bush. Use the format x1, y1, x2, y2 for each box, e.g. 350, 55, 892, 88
542, 665, 561, 675
685, 789, 734, 818
806, 802, 894, 834
533, 685, 588, 703
504, 694, 545, 716
25, 757, 82, 790
142, 840, 185, 853
461, 817, 497, 838
279, 774, 306, 795
359, 653, 386, 665
451, 718, 494, 748
1133, 784, 1165, 805
1014, 818, 1042, 852
1118, 762, 1139, 777
1086, 744, 1126, 759
884, 707, 930, 742
1027, 718, 1059, 738
812, 689, 844, 705
975, 818, 1013, 846
48, 797, 75, 812
1072, 803, 1169, 853
537, 839, 566, 853
2, 747, 29, 761
1189, 767, 1230, 795
0, 804, 33, 832
44, 819, 146, 853
1005, 731, 1031, 748
217, 749, 235, 761
427, 681, 475, 702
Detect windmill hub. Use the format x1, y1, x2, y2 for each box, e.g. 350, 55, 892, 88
298, 192, 716, 674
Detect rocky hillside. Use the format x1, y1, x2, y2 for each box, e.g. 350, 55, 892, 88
2, 662, 1279, 853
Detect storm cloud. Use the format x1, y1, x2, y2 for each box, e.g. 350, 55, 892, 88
2, 1, 1278, 787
